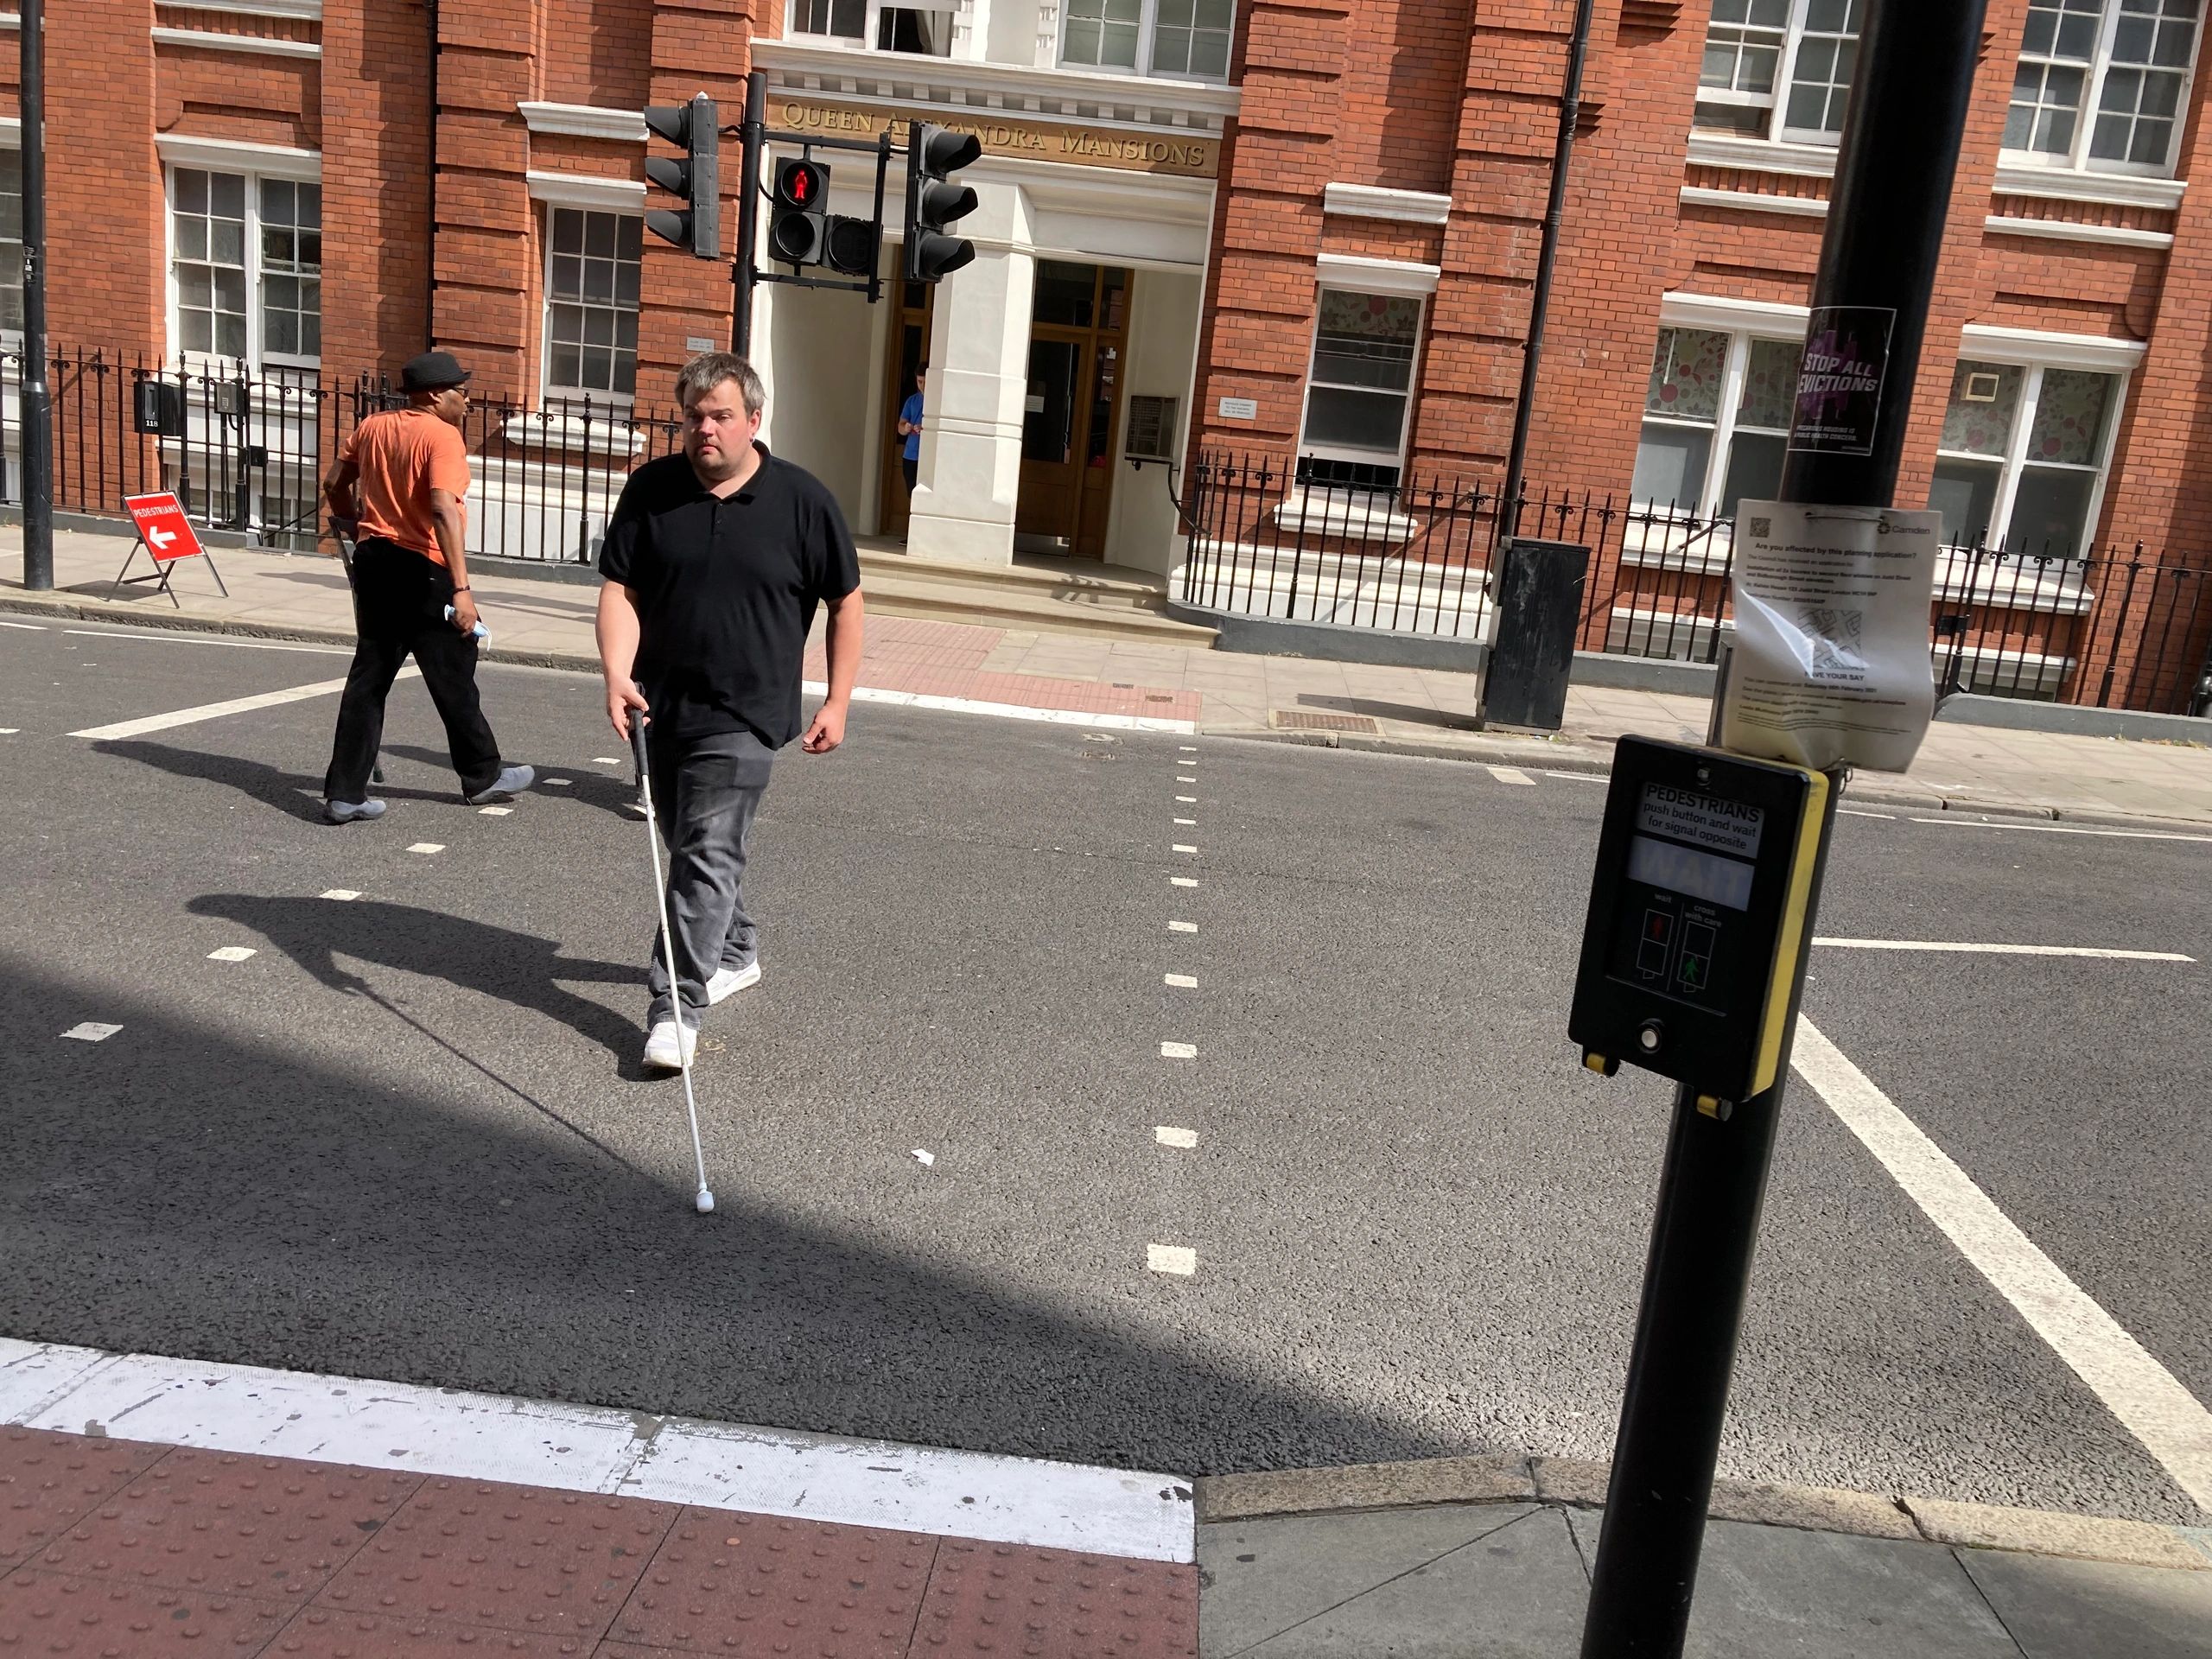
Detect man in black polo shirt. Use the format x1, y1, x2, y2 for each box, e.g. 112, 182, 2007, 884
596, 353, 865, 1071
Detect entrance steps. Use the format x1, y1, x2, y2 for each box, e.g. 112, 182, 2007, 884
856, 543, 1219, 646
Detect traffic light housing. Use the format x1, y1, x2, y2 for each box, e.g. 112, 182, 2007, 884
904, 122, 981, 283
643, 95, 720, 259
769, 158, 830, 266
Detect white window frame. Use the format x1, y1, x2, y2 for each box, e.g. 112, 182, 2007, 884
2001, 0, 2205, 180
525, 174, 648, 415
1932, 328, 2145, 556
1632, 301, 1810, 519
538, 203, 645, 407
1294, 261, 1435, 493
783, 0, 955, 56
1694, 0, 1861, 148
157, 138, 321, 374
0, 125, 22, 349
1058, 0, 1235, 84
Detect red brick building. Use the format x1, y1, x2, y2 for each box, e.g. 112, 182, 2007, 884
5, 0, 2209, 706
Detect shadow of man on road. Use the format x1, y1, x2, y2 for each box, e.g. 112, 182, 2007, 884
187, 892, 645, 1071
97, 740, 448, 823
378, 745, 645, 822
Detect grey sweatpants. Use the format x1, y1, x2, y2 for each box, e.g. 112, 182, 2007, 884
645, 728, 773, 1027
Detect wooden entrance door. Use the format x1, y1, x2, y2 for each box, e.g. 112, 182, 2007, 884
1015, 263, 1130, 560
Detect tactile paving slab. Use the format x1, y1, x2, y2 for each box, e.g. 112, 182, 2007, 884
319, 1477, 677, 1641
28, 1446, 420, 1602
606, 1510, 938, 1656
913, 1543, 1198, 1658
264, 1605, 596, 1655
0, 1427, 174, 1569
0, 1567, 293, 1654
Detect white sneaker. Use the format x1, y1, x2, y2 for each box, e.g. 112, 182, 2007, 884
642, 1020, 697, 1071
707, 961, 763, 1004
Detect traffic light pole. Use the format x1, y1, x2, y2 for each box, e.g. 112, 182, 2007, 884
1576, 3, 1986, 1655
19, 0, 52, 591
731, 72, 766, 358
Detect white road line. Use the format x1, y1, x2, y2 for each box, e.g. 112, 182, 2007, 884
1168, 920, 1198, 933
1173, 817, 1196, 826
1164, 973, 1197, 988
1173, 843, 1198, 854
320, 889, 361, 901
1838, 808, 1897, 820
542, 778, 572, 787
1488, 766, 1536, 785
0, 1338, 1192, 1562
71, 667, 421, 741
206, 946, 257, 963
1160, 1041, 1197, 1059
59, 1023, 123, 1042
1147, 1244, 1198, 1276
1792, 1018, 2212, 1511
1910, 817, 2212, 844
479, 805, 513, 817
407, 842, 445, 855
0, 620, 47, 631
592, 756, 622, 765
1179, 746, 1198, 753
1171, 876, 1198, 887
1540, 770, 1607, 785
800, 679, 1196, 735
1155, 1127, 1198, 1148
1177, 775, 1197, 784
1176, 795, 1197, 804
1814, 938, 2194, 963
0, 728, 18, 734
61, 628, 351, 656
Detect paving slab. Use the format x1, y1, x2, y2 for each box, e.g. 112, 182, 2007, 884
1960, 1548, 2212, 1659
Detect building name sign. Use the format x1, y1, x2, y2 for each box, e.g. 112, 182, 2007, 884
775, 99, 1218, 180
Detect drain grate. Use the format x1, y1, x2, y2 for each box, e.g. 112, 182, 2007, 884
1270, 709, 1379, 734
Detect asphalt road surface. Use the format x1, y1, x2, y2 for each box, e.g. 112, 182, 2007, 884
2, 615, 2207, 1527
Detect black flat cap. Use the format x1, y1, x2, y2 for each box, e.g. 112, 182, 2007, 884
401, 350, 472, 391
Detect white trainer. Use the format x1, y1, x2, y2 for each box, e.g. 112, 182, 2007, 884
707, 961, 763, 1004
642, 1020, 697, 1071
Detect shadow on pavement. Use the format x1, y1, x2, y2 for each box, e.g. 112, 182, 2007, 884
0, 959, 1464, 1478
380, 745, 645, 822
97, 740, 454, 821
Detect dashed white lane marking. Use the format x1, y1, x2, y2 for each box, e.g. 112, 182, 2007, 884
60, 627, 349, 655
479, 805, 513, 817
1160, 1041, 1197, 1059
1164, 973, 1197, 988
1171, 876, 1198, 888
1540, 770, 1607, 785
1177, 775, 1197, 784
0, 620, 46, 631
1909, 817, 2212, 844
1814, 938, 2193, 962
0, 728, 18, 734
1176, 795, 1197, 804
319, 889, 361, 901
1172, 843, 1198, 854
1154, 1127, 1198, 1148
407, 842, 445, 855
206, 946, 257, 963
800, 678, 1196, 735
1147, 1244, 1198, 1276
592, 756, 622, 765
1179, 745, 1197, 752
1173, 817, 1196, 826
1168, 920, 1198, 933
71, 668, 422, 741
1839, 808, 1897, 820
1488, 766, 1536, 785
0, 1338, 1192, 1562
60, 1024, 122, 1043
1792, 1017, 2212, 1510
542, 778, 572, 787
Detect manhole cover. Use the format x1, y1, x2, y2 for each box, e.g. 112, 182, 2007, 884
1270, 709, 1379, 734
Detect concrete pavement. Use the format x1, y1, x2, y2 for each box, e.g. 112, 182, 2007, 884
6, 524, 2210, 825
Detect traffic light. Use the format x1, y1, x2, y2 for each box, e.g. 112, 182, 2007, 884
904, 122, 981, 283
643, 94, 720, 259
769, 158, 829, 266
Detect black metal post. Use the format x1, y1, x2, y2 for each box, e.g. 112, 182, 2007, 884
20, 0, 53, 588
1498, 0, 1596, 538
1577, 3, 1987, 1655
731, 72, 766, 357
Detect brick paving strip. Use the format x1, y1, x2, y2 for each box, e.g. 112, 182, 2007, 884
0, 1425, 1199, 1656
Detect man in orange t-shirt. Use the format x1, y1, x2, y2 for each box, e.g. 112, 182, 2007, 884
320, 351, 532, 823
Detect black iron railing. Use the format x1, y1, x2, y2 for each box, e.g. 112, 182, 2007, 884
1, 346, 685, 563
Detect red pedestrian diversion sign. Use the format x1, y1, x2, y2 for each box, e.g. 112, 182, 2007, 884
124, 492, 207, 563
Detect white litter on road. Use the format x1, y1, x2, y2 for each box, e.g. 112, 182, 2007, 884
1155, 1127, 1198, 1149
60, 1024, 122, 1043
1160, 1041, 1197, 1059
206, 946, 257, 963
1147, 1245, 1198, 1276
70, 668, 421, 741
407, 842, 445, 855
1488, 766, 1536, 785
912, 1148, 936, 1166
1165, 973, 1197, 988
1814, 938, 2193, 962
542, 778, 573, 787
320, 889, 361, 901
479, 805, 513, 816
0, 1338, 1193, 1563
1792, 1018, 2212, 1512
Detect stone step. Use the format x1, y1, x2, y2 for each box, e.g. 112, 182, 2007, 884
858, 565, 1219, 645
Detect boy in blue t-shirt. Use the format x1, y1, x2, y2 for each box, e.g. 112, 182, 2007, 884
896, 366, 926, 497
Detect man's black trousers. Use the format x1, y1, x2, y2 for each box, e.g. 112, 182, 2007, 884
324, 537, 505, 804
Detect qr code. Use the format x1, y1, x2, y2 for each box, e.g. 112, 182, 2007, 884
1748, 515, 1771, 537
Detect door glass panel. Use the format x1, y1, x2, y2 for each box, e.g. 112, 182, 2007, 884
1088, 345, 1118, 466
1033, 262, 1097, 327
1023, 340, 1080, 462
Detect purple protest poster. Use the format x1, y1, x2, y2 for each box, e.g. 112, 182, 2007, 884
1789, 307, 1895, 457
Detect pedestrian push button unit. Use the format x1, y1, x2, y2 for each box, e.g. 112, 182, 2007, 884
1568, 737, 1828, 1107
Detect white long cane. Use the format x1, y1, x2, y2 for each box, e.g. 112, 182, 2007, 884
631, 716, 715, 1215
